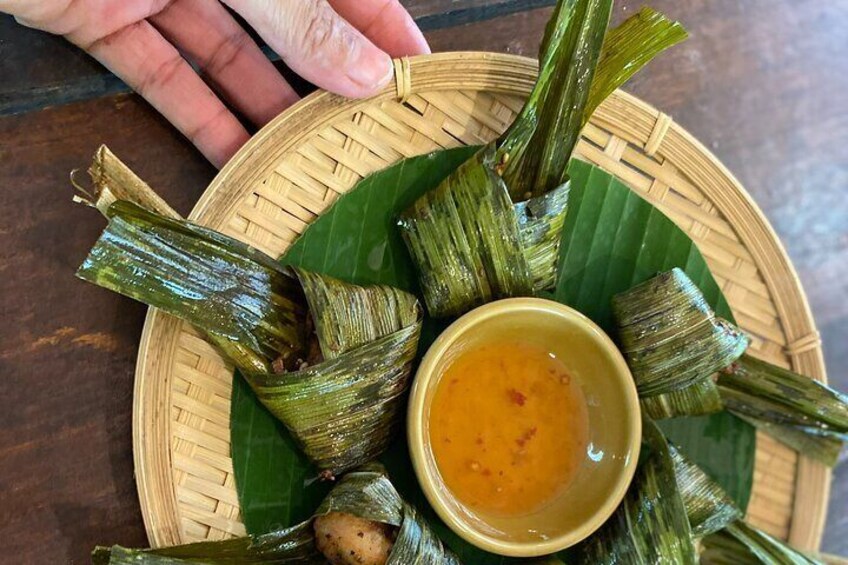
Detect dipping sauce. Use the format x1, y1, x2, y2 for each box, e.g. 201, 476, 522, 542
429, 340, 589, 517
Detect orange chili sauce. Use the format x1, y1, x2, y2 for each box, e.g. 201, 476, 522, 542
429, 340, 589, 517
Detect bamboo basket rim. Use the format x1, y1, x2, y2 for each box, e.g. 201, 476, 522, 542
130, 51, 830, 553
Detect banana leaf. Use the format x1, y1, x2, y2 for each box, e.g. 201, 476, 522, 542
92, 464, 460, 565
399, 1, 688, 318
573, 418, 697, 564
700, 521, 824, 565
77, 201, 422, 477
718, 353, 848, 466
612, 268, 749, 418
669, 444, 742, 538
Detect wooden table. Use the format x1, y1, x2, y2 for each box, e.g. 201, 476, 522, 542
1, 1, 845, 561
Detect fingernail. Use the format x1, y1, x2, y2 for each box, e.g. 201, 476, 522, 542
346, 50, 393, 91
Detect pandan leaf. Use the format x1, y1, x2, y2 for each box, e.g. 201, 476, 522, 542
399, 0, 615, 318
500, 5, 686, 177
669, 444, 742, 537
701, 521, 824, 565
612, 268, 749, 415
718, 353, 847, 465
584, 6, 688, 122
574, 418, 697, 564
615, 269, 848, 466
93, 465, 459, 564
400, 1, 690, 319
734, 413, 844, 468
641, 378, 723, 420
719, 354, 848, 430
249, 268, 422, 477
499, 0, 613, 198
515, 181, 571, 291
77, 201, 422, 477
92, 522, 320, 564
77, 200, 309, 375
397, 145, 533, 317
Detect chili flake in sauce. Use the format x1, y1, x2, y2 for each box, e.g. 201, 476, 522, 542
430, 340, 589, 517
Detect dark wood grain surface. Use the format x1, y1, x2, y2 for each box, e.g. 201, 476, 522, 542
0, 1, 845, 562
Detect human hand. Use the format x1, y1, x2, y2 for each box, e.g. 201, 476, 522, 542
2, 0, 429, 167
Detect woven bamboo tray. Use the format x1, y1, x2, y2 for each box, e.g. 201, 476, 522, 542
130, 52, 830, 552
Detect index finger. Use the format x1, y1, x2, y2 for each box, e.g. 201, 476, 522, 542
328, 0, 430, 57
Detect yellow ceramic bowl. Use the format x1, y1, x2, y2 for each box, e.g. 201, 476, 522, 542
408, 298, 641, 557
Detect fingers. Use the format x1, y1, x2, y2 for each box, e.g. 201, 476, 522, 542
150, 0, 298, 126
8, 0, 172, 46
328, 0, 429, 57
88, 20, 250, 168
222, 0, 393, 99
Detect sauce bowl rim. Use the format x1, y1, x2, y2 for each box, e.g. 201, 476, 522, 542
407, 297, 642, 557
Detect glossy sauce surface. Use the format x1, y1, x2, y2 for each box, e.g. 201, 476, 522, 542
429, 340, 589, 517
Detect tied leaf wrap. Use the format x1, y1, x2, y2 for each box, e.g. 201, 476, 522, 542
294, 268, 419, 360
615, 269, 848, 465
399, 1, 687, 318
78, 200, 309, 375
515, 182, 571, 291
398, 146, 535, 317
575, 418, 697, 564
77, 202, 422, 477
397, 145, 569, 317
248, 269, 422, 475
718, 353, 848, 466
669, 445, 742, 538
399, 0, 611, 317
612, 268, 749, 418
93, 465, 460, 565
639, 379, 723, 422
701, 521, 824, 565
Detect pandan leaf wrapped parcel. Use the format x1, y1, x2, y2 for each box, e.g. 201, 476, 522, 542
92, 464, 460, 565
669, 434, 825, 564
612, 267, 749, 419
77, 200, 422, 478
718, 354, 848, 467
614, 268, 848, 465
573, 418, 697, 564
571, 411, 822, 565
701, 521, 825, 565
580, 415, 817, 564
397, 4, 687, 318
669, 444, 742, 538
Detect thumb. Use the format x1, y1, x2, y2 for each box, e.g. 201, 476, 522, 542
223, 0, 393, 99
